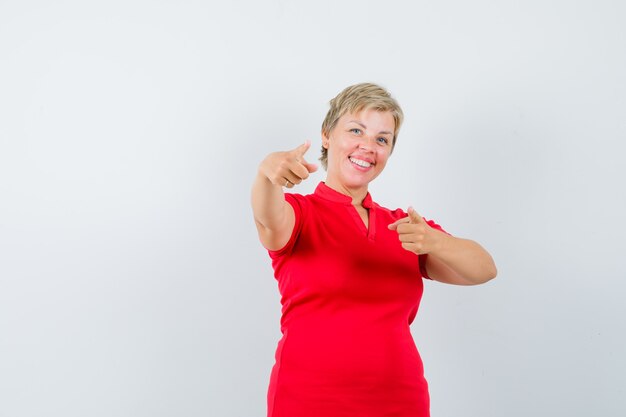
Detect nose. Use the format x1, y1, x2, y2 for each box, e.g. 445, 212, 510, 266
358, 136, 376, 151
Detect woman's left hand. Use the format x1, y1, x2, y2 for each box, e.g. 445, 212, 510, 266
389, 207, 497, 285
388, 207, 445, 255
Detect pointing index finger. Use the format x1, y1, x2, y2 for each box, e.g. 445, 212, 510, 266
294, 140, 311, 158
408, 207, 424, 224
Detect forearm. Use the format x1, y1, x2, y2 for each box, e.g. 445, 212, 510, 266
427, 233, 497, 285
251, 142, 315, 250
251, 173, 288, 231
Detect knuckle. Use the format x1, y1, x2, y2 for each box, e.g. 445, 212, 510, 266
269, 174, 281, 183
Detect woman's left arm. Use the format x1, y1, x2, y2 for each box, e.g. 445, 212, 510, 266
388, 207, 497, 286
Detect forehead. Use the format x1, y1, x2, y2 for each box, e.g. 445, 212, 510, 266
337, 109, 395, 131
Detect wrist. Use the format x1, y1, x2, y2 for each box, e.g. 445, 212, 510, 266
431, 229, 450, 255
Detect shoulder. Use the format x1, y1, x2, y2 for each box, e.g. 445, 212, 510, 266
372, 201, 408, 221
285, 187, 336, 212
284, 191, 314, 213
267, 191, 320, 258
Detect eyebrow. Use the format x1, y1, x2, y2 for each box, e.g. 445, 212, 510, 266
348, 120, 393, 135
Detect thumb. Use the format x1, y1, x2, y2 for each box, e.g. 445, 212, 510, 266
388, 217, 409, 230
408, 207, 424, 224
304, 162, 318, 173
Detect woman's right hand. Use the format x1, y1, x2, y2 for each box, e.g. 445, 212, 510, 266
259, 141, 318, 188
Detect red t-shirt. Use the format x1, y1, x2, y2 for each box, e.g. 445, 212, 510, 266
267, 182, 446, 417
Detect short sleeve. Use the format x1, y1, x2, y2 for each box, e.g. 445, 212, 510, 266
268, 193, 307, 259
418, 218, 449, 280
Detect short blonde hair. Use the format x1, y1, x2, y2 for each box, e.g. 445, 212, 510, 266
320, 83, 404, 169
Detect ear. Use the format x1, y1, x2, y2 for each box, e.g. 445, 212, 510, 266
321, 131, 330, 149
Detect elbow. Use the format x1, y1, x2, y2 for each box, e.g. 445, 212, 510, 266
462, 241, 497, 285
478, 249, 498, 283
479, 262, 498, 284
466, 261, 497, 286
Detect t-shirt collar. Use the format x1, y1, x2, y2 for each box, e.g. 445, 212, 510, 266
314, 182, 373, 209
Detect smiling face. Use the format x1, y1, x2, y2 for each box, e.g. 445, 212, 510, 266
323, 108, 395, 197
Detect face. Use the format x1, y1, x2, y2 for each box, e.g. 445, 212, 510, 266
323, 109, 395, 194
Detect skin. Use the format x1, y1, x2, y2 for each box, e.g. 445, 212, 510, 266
251, 109, 497, 285
322, 109, 394, 228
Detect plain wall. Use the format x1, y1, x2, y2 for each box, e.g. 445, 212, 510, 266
1, 1, 625, 416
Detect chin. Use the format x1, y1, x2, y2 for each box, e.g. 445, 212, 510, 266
344, 174, 377, 189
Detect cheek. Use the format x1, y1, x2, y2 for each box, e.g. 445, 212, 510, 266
377, 149, 391, 164
333, 141, 355, 156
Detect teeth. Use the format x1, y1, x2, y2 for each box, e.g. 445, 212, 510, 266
349, 157, 372, 168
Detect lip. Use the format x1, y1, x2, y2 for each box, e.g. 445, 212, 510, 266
349, 154, 375, 164
348, 156, 375, 170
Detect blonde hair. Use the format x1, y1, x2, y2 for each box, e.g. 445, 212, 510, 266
320, 83, 404, 169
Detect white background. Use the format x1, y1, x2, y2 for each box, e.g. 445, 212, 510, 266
1, 1, 625, 416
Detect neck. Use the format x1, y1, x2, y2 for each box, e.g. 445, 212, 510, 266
324, 179, 368, 206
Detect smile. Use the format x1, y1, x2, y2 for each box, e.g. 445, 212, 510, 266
349, 157, 373, 168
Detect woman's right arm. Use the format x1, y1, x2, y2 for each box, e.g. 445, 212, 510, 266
251, 141, 317, 251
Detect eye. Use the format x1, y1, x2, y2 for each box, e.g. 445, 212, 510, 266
350, 128, 362, 135
377, 137, 389, 145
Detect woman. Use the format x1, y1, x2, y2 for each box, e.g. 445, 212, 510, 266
251, 83, 497, 417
